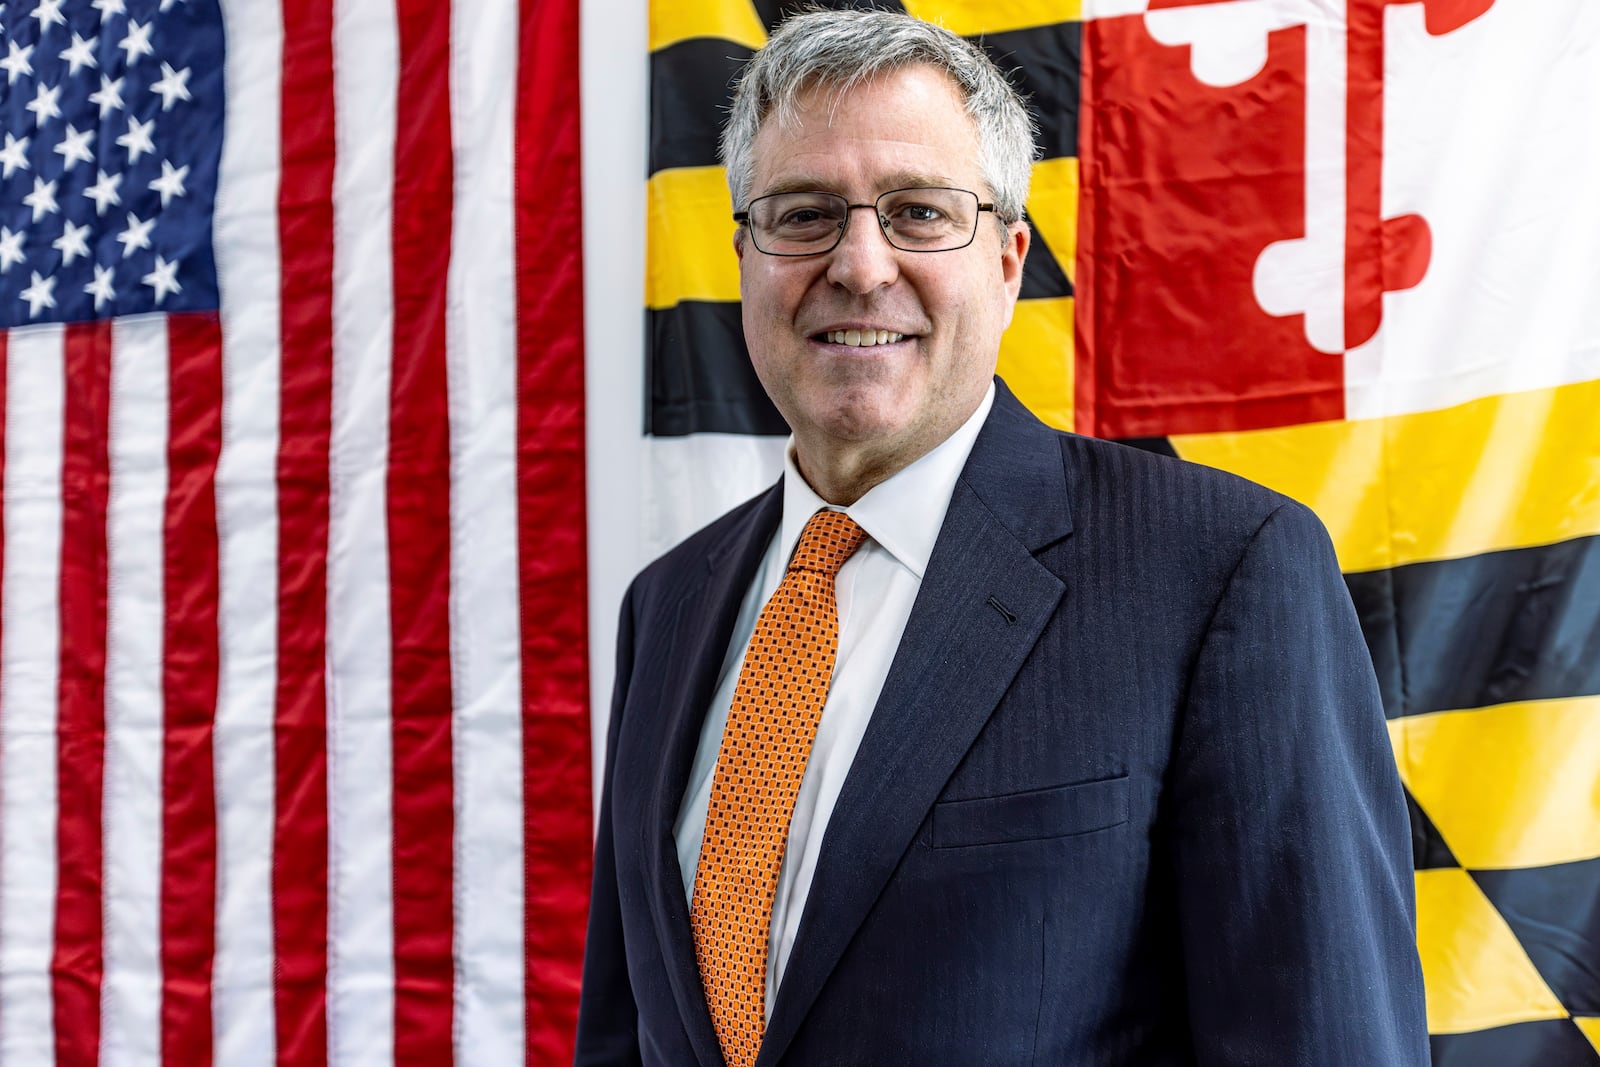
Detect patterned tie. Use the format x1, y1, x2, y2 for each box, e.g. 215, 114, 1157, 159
690, 508, 869, 1067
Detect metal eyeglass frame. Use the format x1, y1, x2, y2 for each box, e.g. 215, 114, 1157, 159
733, 187, 999, 256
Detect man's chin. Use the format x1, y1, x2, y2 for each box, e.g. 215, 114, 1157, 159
796, 392, 915, 444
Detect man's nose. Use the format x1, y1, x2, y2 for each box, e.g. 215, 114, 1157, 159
825, 204, 900, 293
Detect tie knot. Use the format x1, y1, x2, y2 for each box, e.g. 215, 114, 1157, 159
788, 509, 868, 578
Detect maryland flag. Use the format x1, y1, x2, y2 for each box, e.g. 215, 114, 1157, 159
643, 0, 1600, 1062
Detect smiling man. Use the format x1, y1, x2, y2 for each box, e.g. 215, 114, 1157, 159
734, 60, 1027, 504
575, 10, 1427, 1066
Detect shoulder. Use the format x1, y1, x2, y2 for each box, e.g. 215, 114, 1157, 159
625, 481, 782, 609
965, 384, 1334, 589
1065, 432, 1336, 575
1031, 428, 1331, 587
978, 381, 1315, 552
1061, 431, 1303, 535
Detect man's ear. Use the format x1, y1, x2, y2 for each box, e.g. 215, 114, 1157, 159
734, 227, 746, 262
1001, 219, 1030, 303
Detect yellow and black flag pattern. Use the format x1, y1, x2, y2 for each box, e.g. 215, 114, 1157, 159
645, 1, 1600, 1062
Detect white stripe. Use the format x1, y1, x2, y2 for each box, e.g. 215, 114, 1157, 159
447, 0, 525, 1058
99, 315, 170, 1067
328, 0, 399, 1061
211, 2, 286, 1064
0, 324, 66, 1067
580, 0, 650, 800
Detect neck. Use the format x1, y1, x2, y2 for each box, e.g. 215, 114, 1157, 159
794, 456, 885, 506
789, 385, 994, 504
792, 434, 934, 505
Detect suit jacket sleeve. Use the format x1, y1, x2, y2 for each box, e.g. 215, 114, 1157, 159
1169, 500, 1429, 1064
573, 582, 645, 1067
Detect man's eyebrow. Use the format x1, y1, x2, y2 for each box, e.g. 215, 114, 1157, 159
754, 178, 836, 198
876, 171, 963, 191
754, 172, 965, 199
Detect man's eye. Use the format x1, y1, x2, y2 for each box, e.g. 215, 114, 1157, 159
780, 208, 826, 226
897, 204, 943, 222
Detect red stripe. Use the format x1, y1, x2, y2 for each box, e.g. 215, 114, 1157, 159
0, 333, 6, 900
1073, 24, 1100, 437
1345, 0, 1383, 351
0, 333, 6, 764
54, 320, 113, 1065
274, 2, 336, 1062
1347, 0, 1435, 348
390, 2, 457, 1061
516, 0, 592, 1059
161, 313, 224, 1066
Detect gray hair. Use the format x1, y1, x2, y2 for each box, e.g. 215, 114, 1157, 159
720, 8, 1038, 223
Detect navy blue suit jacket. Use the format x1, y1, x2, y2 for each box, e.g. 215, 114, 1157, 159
576, 381, 1428, 1066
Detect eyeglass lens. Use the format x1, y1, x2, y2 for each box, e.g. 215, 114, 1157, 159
746, 188, 981, 254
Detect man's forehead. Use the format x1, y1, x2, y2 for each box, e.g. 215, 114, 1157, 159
757, 170, 966, 198
768, 65, 968, 132
747, 66, 982, 192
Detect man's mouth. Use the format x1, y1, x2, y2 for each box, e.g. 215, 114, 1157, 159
813, 329, 908, 347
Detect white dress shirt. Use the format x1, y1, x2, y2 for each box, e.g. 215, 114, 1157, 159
674, 383, 996, 1018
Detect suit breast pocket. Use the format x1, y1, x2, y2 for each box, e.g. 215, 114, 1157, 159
931, 774, 1129, 849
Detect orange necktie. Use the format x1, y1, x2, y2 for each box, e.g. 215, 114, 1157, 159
690, 508, 868, 1067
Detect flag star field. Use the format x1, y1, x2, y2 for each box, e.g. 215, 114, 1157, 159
0, 0, 220, 328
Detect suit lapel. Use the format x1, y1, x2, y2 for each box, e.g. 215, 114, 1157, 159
641, 485, 783, 1067
759, 384, 1076, 1064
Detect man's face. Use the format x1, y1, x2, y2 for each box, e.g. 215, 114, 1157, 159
738, 65, 1029, 489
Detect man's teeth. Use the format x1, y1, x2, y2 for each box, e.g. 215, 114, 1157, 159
824, 329, 905, 347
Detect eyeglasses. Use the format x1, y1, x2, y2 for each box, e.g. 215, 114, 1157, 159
734, 187, 997, 256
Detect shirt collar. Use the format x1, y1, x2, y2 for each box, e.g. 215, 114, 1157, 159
779, 381, 995, 580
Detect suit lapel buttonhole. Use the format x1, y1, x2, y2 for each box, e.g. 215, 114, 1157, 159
986, 594, 1019, 625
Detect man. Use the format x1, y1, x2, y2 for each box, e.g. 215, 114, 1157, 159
577, 9, 1427, 1066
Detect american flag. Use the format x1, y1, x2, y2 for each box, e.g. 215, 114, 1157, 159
0, 0, 592, 1064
